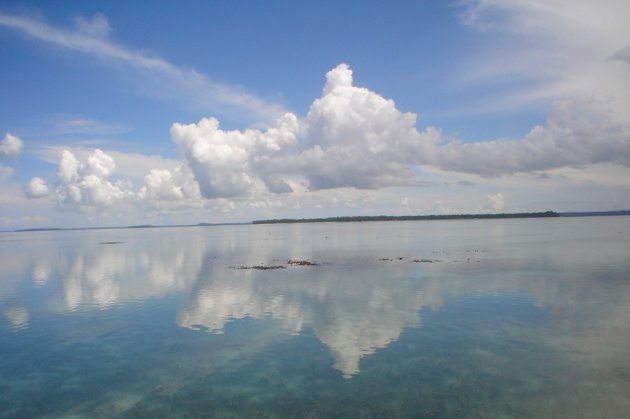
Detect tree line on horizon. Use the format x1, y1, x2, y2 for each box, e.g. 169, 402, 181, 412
253, 211, 561, 224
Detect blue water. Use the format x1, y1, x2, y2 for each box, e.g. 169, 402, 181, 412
1, 217, 629, 417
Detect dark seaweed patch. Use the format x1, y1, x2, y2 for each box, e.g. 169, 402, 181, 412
287, 260, 319, 266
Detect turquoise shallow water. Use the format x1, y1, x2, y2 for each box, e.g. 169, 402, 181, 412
1, 217, 629, 417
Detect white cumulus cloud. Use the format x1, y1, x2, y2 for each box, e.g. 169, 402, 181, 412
25, 177, 50, 198
291, 64, 439, 189
0, 133, 23, 158
137, 166, 202, 208
50, 149, 134, 211
171, 113, 299, 198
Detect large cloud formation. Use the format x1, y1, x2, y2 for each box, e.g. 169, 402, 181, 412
26, 63, 630, 211
171, 64, 629, 199
170, 64, 443, 198
169, 64, 440, 199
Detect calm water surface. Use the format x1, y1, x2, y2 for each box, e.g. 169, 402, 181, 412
1, 217, 629, 418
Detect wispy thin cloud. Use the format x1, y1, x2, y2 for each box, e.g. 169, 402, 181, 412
453, 0, 630, 119
47, 114, 130, 136
0, 11, 285, 123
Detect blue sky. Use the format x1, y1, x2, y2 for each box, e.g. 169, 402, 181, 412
0, 0, 629, 229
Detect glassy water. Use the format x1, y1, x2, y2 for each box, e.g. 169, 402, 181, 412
1, 217, 629, 418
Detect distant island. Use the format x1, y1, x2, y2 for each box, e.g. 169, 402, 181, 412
253, 211, 561, 224
13, 221, 248, 233
559, 210, 630, 217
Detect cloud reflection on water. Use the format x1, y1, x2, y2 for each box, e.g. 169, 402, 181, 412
0, 219, 629, 378
3, 306, 29, 330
